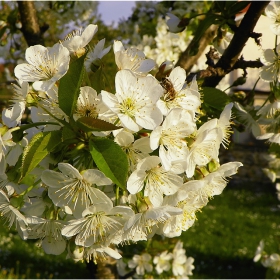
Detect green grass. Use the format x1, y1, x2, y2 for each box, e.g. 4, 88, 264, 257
0, 226, 89, 279
0, 180, 279, 278
181, 181, 280, 278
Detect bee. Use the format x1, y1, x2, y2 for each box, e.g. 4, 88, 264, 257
161, 77, 177, 102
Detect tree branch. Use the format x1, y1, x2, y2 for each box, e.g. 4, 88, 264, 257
202, 1, 269, 87
186, 57, 263, 83
175, 24, 218, 74
17, 1, 44, 46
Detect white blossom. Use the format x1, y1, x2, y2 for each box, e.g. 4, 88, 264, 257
26, 216, 66, 255
128, 253, 153, 275
259, 44, 280, 82
61, 201, 133, 247
101, 69, 163, 132
41, 163, 112, 218
127, 156, 183, 207
114, 130, 152, 171
113, 40, 155, 76
157, 66, 201, 117
14, 43, 70, 92
153, 250, 173, 274
265, 1, 280, 35
0, 190, 28, 240
61, 24, 98, 55
85, 38, 111, 72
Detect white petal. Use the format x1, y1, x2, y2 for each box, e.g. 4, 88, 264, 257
127, 170, 146, 194
82, 169, 112, 186
58, 163, 83, 179
41, 170, 68, 188
42, 237, 66, 255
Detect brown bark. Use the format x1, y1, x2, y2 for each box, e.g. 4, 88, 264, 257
175, 24, 218, 74
186, 57, 263, 83
202, 1, 270, 87
17, 1, 44, 46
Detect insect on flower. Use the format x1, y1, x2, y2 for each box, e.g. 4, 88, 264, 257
161, 77, 176, 102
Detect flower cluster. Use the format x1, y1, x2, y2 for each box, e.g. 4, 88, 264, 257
0, 21, 242, 266
254, 240, 280, 276
117, 240, 194, 279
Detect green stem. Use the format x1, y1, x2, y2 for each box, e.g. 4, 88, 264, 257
10, 121, 60, 133
115, 185, 120, 206
102, 70, 114, 93
19, 179, 40, 197
84, 69, 92, 87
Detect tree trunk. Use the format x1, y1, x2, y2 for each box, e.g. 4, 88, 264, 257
17, 1, 44, 46
175, 24, 218, 74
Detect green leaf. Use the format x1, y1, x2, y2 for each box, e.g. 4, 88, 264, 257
76, 117, 122, 132
62, 125, 76, 141
58, 54, 86, 116
20, 130, 62, 180
89, 138, 128, 190
201, 87, 230, 110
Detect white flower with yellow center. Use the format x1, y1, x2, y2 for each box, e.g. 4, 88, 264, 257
41, 163, 112, 218
14, 43, 70, 92
26, 217, 66, 255
197, 102, 233, 149
0, 190, 28, 240
259, 44, 280, 82
83, 240, 122, 262
2, 81, 29, 127
265, 1, 280, 35
123, 202, 182, 242
61, 24, 98, 56
0, 125, 16, 175
114, 130, 152, 172
150, 108, 195, 171
153, 250, 173, 274
185, 127, 222, 178
172, 241, 195, 278
234, 102, 261, 137
262, 253, 280, 273
101, 69, 163, 132
157, 66, 201, 117
30, 85, 68, 131
85, 38, 111, 72
127, 156, 183, 207
202, 162, 243, 198
161, 180, 207, 237
128, 253, 153, 275
73, 86, 108, 121
61, 200, 134, 247
113, 40, 155, 77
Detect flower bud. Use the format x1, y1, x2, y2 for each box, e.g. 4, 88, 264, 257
208, 159, 220, 173
166, 13, 186, 33
232, 91, 246, 100
136, 198, 149, 213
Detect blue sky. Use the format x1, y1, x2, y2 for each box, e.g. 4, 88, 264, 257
98, 1, 136, 26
